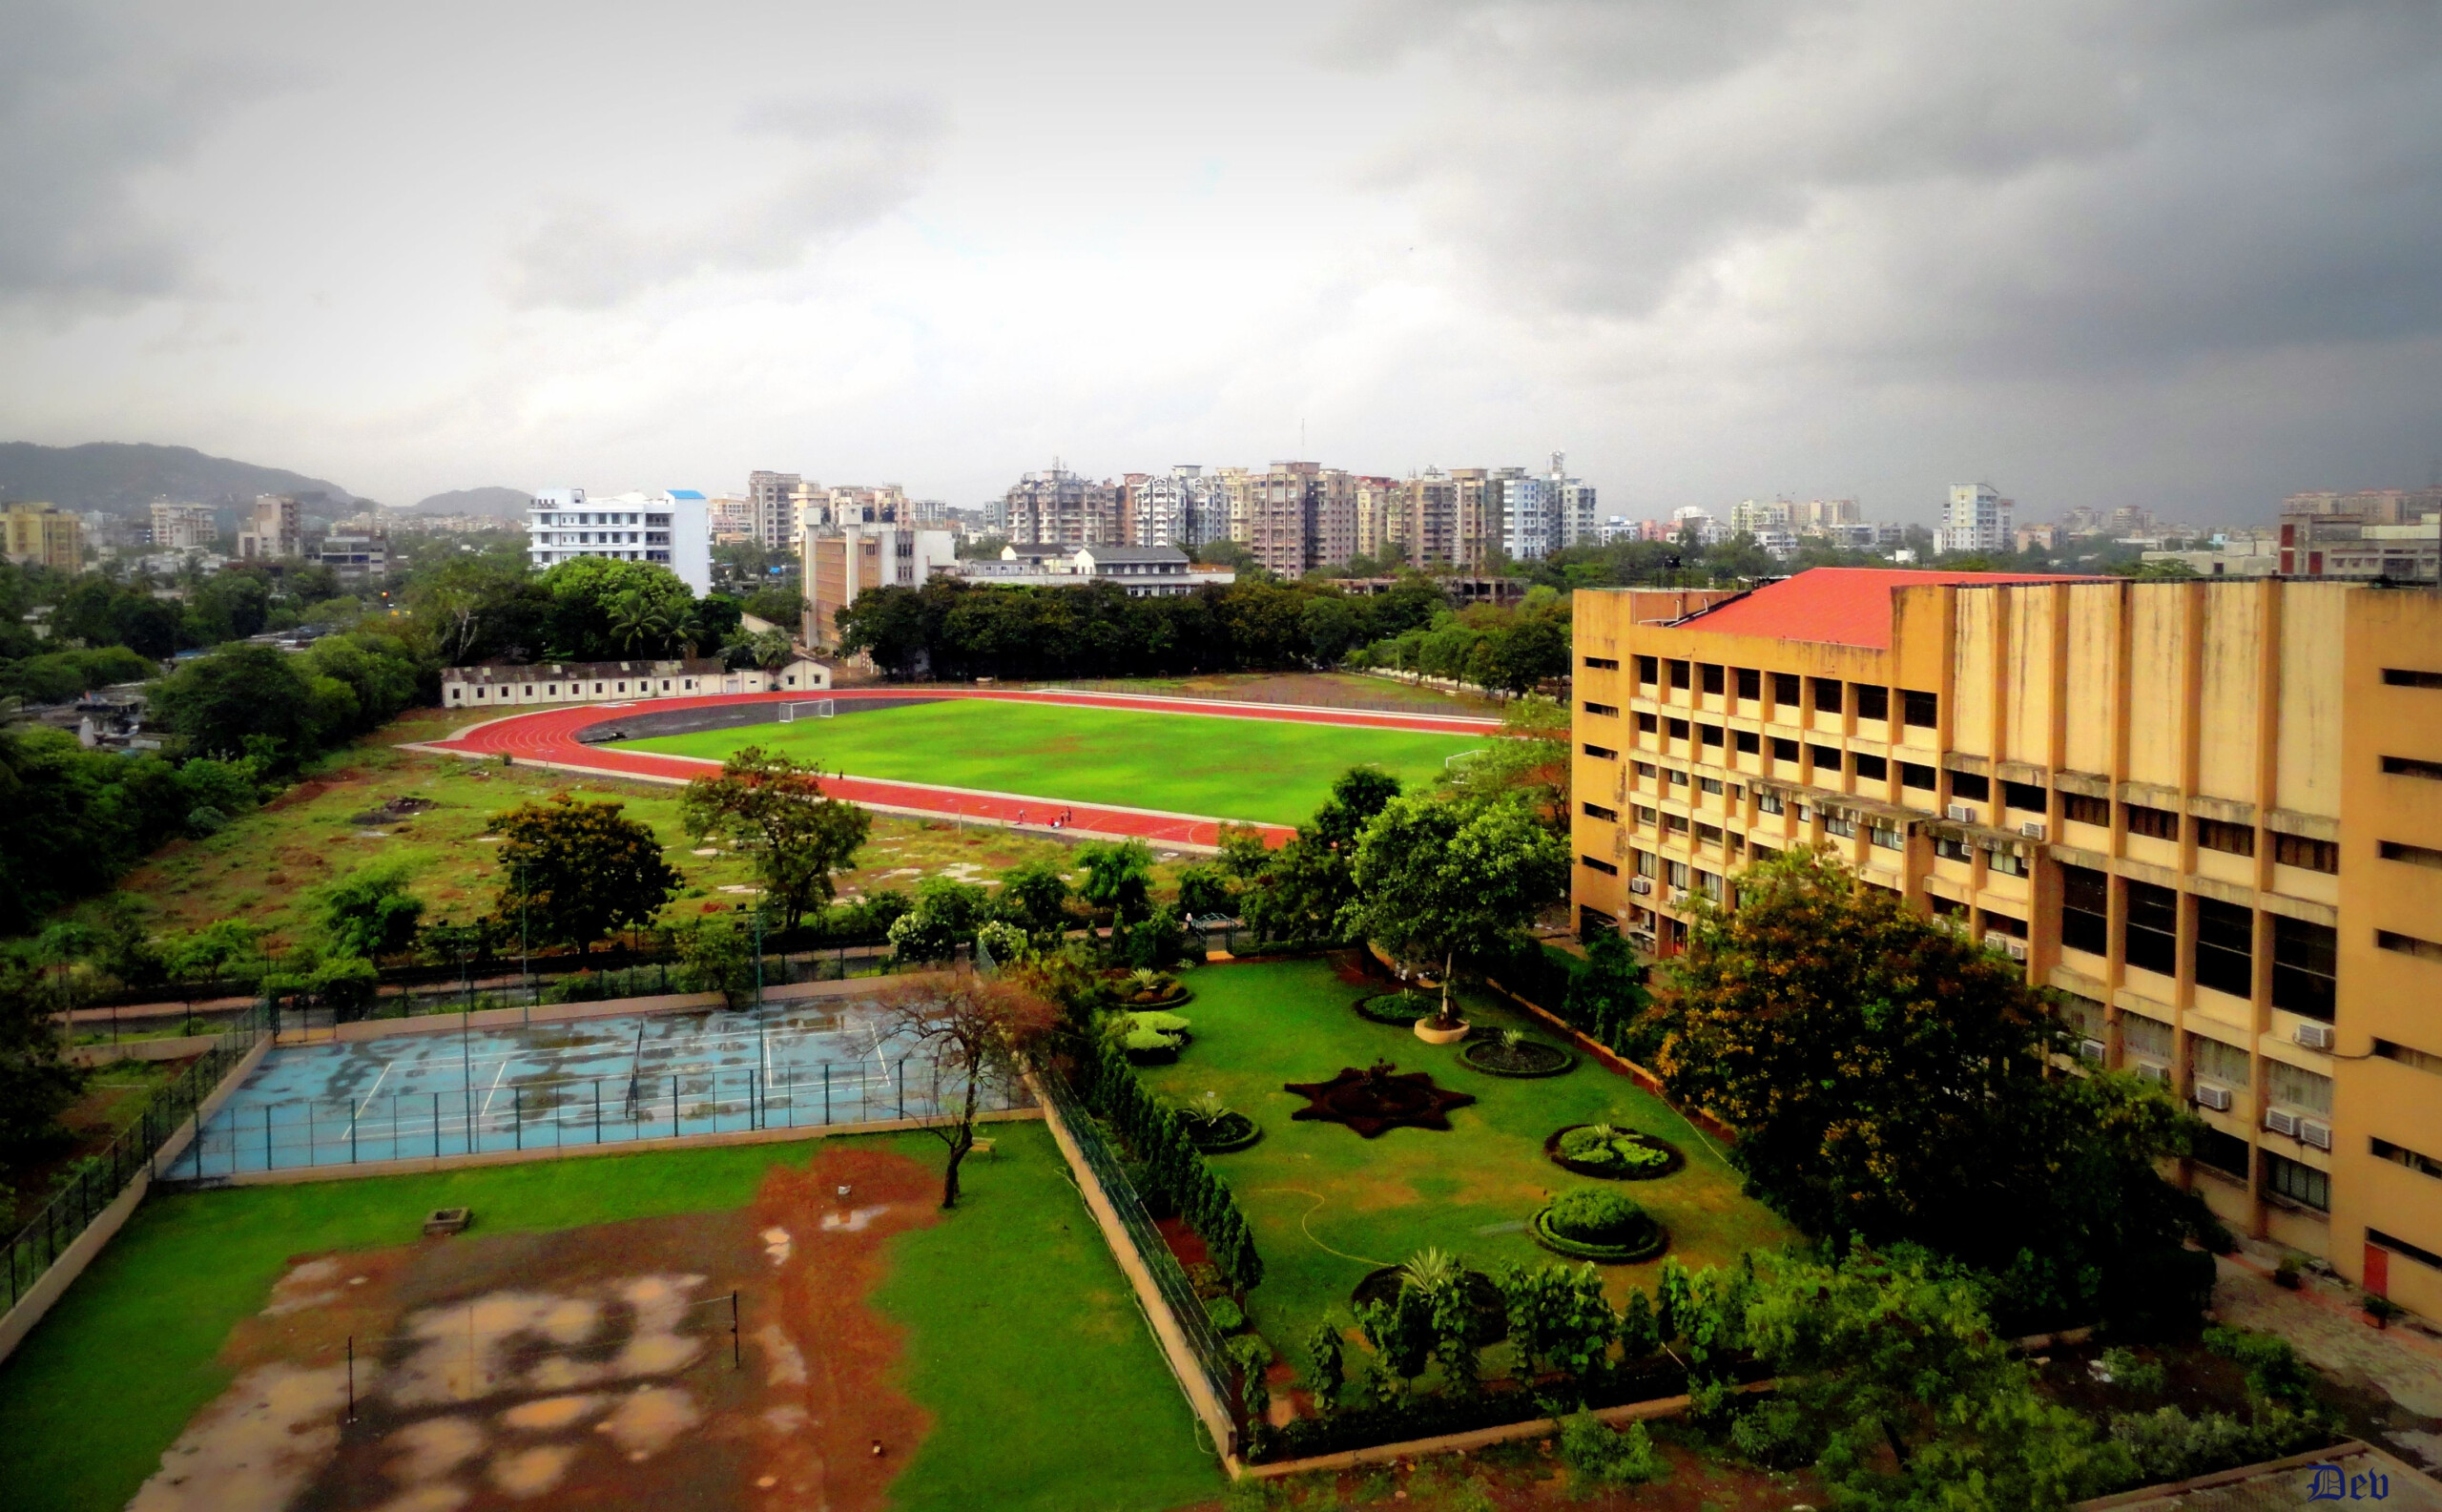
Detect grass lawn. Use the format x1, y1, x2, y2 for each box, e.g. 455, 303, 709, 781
79, 708, 1175, 953
620, 699, 1490, 828
0, 1125, 1223, 1512
1136, 957, 1799, 1377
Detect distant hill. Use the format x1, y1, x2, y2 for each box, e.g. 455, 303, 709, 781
404, 487, 530, 519
0, 442, 359, 513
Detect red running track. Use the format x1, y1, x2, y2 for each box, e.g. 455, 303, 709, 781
411, 686, 1504, 852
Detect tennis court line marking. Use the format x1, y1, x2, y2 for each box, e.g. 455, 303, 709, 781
477, 1057, 509, 1121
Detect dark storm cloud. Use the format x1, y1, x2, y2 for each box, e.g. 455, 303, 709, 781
1340, 0, 2442, 379
0, 2, 274, 306
504, 94, 943, 310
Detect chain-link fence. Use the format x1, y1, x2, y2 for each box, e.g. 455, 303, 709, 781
175, 1056, 1033, 1179
6, 1005, 269, 1312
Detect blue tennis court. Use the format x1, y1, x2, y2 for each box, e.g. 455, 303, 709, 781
180, 999, 1030, 1177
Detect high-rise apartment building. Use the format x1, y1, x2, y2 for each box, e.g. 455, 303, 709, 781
1940, 483, 2014, 554
2, 504, 80, 570
1004, 467, 1119, 546
237, 494, 301, 561
527, 488, 712, 594
801, 521, 957, 647
1548, 453, 1599, 550
703, 492, 754, 543
1494, 467, 1548, 562
746, 471, 803, 551
1354, 476, 1404, 560
1243, 462, 1321, 576
1572, 568, 2442, 1320
1128, 466, 1231, 549
149, 503, 217, 552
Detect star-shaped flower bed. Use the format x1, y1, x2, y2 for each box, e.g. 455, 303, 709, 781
1283, 1059, 1478, 1138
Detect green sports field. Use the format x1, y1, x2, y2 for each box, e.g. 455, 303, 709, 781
619, 699, 1492, 827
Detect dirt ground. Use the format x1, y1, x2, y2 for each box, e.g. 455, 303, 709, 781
128, 1146, 942, 1512
1201, 1432, 1820, 1510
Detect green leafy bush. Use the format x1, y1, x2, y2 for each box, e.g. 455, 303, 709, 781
1560, 1412, 1663, 1486
2098, 1346, 2166, 1398
1559, 1124, 1669, 1171
1205, 1296, 1245, 1333
1546, 1188, 1650, 1244
1728, 1398, 1819, 1468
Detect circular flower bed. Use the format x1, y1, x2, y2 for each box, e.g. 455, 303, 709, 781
1183, 1109, 1261, 1153
1107, 970, 1193, 1009
1529, 1188, 1668, 1264
1458, 1035, 1577, 1078
1354, 990, 1436, 1026
1544, 1124, 1683, 1180
1349, 1267, 1511, 1346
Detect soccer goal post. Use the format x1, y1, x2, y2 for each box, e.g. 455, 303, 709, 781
777, 699, 835, 723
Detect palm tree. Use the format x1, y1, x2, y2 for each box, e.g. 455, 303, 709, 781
607, 590, 670, 654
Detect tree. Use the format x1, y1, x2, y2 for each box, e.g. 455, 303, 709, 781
317, 862, 424, 962
996, 859, 1070, 937
489, 795, 683, 955
1235, 767, 1401, 942
1075, 838, 1155, 926
1655, 849, 2212, 1310
1342, 793, 1569, 1027
1742, 1245, 2125, 1512
607, 587, 672, 653
679, 746, 869, 930
875, 973, 1057, 1206
150, 643, 317, 767
0, 961, 86, 1152
888, 877, 989, 963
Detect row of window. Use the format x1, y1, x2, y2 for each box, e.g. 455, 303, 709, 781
2059, 865, 2339, 1017
1619, 658, 1939, 729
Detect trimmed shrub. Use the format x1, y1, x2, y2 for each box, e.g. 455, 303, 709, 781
1548, 1189, 1649, 1244
1205, 1296, 1246, 1333
1560, 1412, 1663, 1487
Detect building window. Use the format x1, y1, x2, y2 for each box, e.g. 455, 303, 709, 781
2375, 1039, 2442, 1076
1634, 849, 1658, 878
2382, 755, 2442, 780
1700, 663, 1724, 695
1935, 836, 1975, 863
1635, 654, 1658, 686
2370, 1229, 2442, 1273
1583, 743, 1618, 759
1756, 791, 1785, 816
2063, 792, 2110, 826
1636, 712, 1659, 734
2192, 1032, 2250, 1088
2197, 818, 2255, 857
1853, 754, 1888, 783
1583, 802, 1619, 822
1770, 736, 1799, 763
1666, 769, 1689, 787
2263, 1151, 2328, 1212
1734, 730, 1760, 755
1666, 717, 1690, 740
2125, 803, 2181, 841
1633, 805, 1659, 826
2194, 897, 2254, 997
2380, 839, 2442, 869
1666, 860, 1690, 889
1696, 822, 1723, 847
1949, 770, 1991, 803
1870, 822, 1904, 850
1634, 761, 1658, 779
1771, 672, 1800, 705
2124, 880, 2179, 975
2268, 1059, 2333, 1115
1811, 677, 1843, 714
1982, 910, 2026, 939
1699, 776, 1724, 796
1667, 660, 1690, 691
1822, 812, 1857, 839
2122, 1012, 2174, 1062
2196, 1128, 2252, 1179
1583, 702, 1619, 717
1583, 655, 1620, 670
1734, 667, 1761, 700
1901, 762, 1936, 793
2273, 916, 2338, 1022
2378, 929, 2442, 963
2372, 1138, 2442, 1181
1750, 841, 1779, 863
2000, 779, 2046, 811
2274, 832, 2339, 873
1810, 743, 1844, 774
1852, 685, 1889, 722
1987, 848, 2026, 877
1700, 724, 1725, 749
1902, 689, 1938, 728
1580, 856, 1619, 875
2382, 668, 2442, 689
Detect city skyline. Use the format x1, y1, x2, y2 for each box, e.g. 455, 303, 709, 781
1, 1, 2435, 524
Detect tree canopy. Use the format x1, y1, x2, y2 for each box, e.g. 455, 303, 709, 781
1342, 791, 1569, 1025
489, 795, 684, 954
679, 746, 870, 930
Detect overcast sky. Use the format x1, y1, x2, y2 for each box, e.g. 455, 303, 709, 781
3, 0, 2438, 525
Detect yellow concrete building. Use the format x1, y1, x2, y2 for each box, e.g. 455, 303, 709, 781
1570, 568, 2442, 1318
3, 503, 82, 570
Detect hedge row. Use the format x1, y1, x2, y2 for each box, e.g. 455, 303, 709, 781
1074, 1034, 1265, 1293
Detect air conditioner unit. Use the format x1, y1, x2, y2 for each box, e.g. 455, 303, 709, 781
2293, 1022, 2335, 1051
2019, 820, 2048, 840
1668, 888, 1691, 904
2193, 1084, 2234, 1112
2078, 1038, 2107, 1063
2004, 941, 2028, 962
1947, 803, 1976, 823
2135, 1062, 2171, 1085
2265, 1108, 2299, 1138
2300, 1120, 2333, 1150
1628, 877, 1653, 895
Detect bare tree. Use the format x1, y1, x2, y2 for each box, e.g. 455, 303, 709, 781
877, 974, 1058, 1208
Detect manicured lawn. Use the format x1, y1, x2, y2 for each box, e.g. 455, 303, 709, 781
0, 1126, 1222, 1512
621, 699, 1490, 827
1137, 957, 1799, 1376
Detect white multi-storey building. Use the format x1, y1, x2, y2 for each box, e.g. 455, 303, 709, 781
528, 488, 713, 595
746, 470, 802, 551
150, 503, 217, 551
1493, 467, 1549, 562
1940, 483, 2014, 554
1545, 453, 1598, 549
